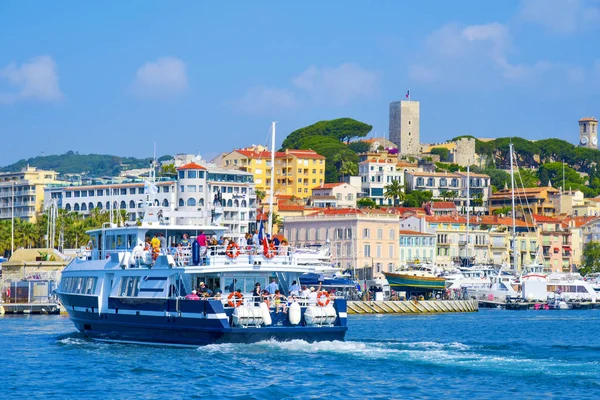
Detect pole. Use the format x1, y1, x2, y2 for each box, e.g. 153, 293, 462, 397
11, 181, 15, 256
268, 122, 276, 236
509, 143, 517, 272
466, 164, 470, 265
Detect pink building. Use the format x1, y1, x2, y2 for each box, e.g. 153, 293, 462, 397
531, 214, 572, 272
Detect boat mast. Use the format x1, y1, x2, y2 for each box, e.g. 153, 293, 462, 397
466, 164, 470, 266
509, 143, 517, 272
268, 122, 276, 236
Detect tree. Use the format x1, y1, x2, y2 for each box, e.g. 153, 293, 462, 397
158, 164, 177, 177
357, 198, 377, 208
580, 241, 600, 276
281, 118, 372, 149
347, 141, 371, 154
384, 179, 405, 206
255, 190, 266, 203
430, 147, 450, 162
403, 191, 433, 207
492, 206, 512, 215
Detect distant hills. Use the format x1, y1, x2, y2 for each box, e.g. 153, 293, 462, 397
0, 151, 157, 177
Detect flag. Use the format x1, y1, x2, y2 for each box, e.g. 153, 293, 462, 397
258, 219, 268, 253
144, 180, 158, 195
405, 90, 410, 99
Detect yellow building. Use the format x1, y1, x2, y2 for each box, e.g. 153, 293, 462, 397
0, 166, 61, 223
221, 146, 325, 200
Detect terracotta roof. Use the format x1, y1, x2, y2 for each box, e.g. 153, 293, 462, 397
312, 183, 344, 190
278, 203, 305, 211
321, 208, 364, 215
398, 230, 434, 236
531, 214, 566, 223
396, 162, 418, 168
490, 186, 559, 198
177, 162, 207, 170
567, 216, 599, 228
479, 215, 536, 228
431, 201, 456, 209
579, 117, 598, 122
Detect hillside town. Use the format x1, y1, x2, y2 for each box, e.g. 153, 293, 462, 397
1, 100, 600, 282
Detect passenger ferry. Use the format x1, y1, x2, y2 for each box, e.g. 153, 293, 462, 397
56, 201, 347, 347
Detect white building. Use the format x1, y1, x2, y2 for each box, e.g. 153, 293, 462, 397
45, 163, 256, 241
359, 159, 405, 206
398, 230, 437, 266
311, 182, 360, 208
405, 171, 491, 212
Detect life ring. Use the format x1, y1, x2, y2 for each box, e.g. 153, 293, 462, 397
227, 292, 243, 307
317, 291, 330, 307
263, 248, 276, 259
225, 243, 240, 258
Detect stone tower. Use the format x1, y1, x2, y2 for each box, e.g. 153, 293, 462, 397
579, 117, 598, 149
453, 137, 476, 167
389, 100, 420, 155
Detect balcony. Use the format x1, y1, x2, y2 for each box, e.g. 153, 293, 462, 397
437, 241, 451, 246
458, 240, 467, 246
474, 242, 489, 247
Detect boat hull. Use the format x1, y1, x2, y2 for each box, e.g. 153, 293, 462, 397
383, 272, 446, 290
60, 295, 348, 346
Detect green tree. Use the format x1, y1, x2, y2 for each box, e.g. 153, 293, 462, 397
403, 191, 433, 207
347, 141, 372, 154
357, 198, 377, 208
255, 190, 266, 203
580, 241, 600, 276
430, 147, 450, 162
492, 206, 512, 215
158, 164, 177, 177
384, 179, 405, 206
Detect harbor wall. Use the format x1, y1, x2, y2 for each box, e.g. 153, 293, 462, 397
347, 300, 478, 314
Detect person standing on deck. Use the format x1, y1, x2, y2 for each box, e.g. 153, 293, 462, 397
197, 231, 207, 265
266, 277, 279, 294
289, 280, 301, 296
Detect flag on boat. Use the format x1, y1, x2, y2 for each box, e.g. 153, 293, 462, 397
258, 219, 268, 253
144, 180, 158, 195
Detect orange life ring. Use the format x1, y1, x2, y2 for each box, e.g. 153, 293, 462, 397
317, 291, 330, 307
263, 248, 275, 259
227, 292, 243, 307
225, 243, 240, 258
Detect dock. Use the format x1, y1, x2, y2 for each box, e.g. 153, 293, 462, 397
0, 303, 61, 315
347, 300, 478, 314
479, 300, 600, 310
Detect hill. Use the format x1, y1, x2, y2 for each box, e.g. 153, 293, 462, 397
280, 118, 372, 182
0, 151, 156, 177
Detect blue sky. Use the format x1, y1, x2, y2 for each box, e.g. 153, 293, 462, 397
1, 0, 599, 166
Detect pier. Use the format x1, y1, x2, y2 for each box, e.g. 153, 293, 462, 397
0, 303, 61, 315
347, 300, 478, 314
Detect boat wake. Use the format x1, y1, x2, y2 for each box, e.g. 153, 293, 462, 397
201, 338, 600, 378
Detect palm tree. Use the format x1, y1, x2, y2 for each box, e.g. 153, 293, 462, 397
255, 190, 266, 204
384, 179, 405, 207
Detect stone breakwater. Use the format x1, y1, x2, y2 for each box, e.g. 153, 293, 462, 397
347, 300, 478, 314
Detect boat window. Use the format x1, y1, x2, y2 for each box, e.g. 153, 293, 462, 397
117, 235, 125, 249
119, 276, 141, 297
223, 277, 238, 293
60, 277, 98, 294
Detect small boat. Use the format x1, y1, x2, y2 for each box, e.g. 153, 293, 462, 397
383, 268, 446, 298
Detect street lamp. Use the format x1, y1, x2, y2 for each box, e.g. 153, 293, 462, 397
11, 180, 15, 256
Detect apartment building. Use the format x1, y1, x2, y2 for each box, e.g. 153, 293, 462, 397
311, 182, 360, 208
489, 186, 559, 216
0, 166, 61, 223
358, 158, 405, 206
284, 209, 400, 279
220, 146, 325, 200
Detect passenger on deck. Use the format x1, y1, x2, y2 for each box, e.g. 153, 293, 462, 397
180, 233, 190, 247
262, 289, 272, 307
226, 279, 237, 293
197, 282, 213, 297
252, 282, 262, 305
185, 290, 200, 300
266, 277, 279, 294
301, 285, 310, 298
289, 280, 301, 296
144, 237, 152, 251
159, 233, 167, 249
307, 283, 322, 305
273, 290, 287, 313
246, 233, 254, 263
214, 291, 222, 300
197, 231, 208, 264
279, 240, 290, 256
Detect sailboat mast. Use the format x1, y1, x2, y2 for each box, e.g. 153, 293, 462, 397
509, 143, 517, 272
466, 164, 470, 265
268, 122, 276, 236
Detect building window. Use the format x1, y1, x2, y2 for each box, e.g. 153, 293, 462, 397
66, 192, 72, 198
363, 228, 370, 239
178, 171, 185, 179
389, 245, 394, 258
180, 185, 184, 193
188, 170, 197, 179
377, 229, 383, 239
178, 198, 184, 207
187, 198, 196, 207
364, 244, 371, 257
129, 200, 135, 209
389, 229, 395, 240
187, 185, 196, 192
376, 244, 382, 258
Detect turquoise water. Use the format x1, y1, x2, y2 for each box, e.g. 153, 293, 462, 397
1, 309, 599, 399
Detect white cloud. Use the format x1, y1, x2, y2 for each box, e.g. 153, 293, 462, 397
236, 62, 379, 114
0, 55, 63, 104
292, 63, 379, 106
236, 86, 299, 115
130, 57, 188, 99
519, 0, 600, 34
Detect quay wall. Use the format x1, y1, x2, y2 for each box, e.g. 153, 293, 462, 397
347, 300, 478, 314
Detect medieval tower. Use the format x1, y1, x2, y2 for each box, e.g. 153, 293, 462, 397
389, 100, 420, 155
579, 117, 598, 149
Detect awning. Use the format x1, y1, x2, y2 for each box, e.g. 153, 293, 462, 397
553, 247, 560, 253
563, 246, 571, 251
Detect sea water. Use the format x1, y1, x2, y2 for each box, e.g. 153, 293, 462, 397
1, 309, 599, 399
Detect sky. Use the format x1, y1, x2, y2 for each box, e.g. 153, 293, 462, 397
1, 0, 600, 166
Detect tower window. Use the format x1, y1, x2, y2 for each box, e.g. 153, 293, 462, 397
583, 124, 587, 133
